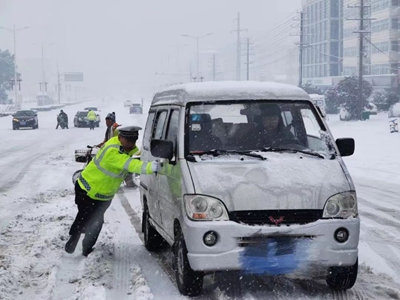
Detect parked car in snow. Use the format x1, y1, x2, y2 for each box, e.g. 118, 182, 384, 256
309, 94, 327, 117
124, 100, 132, 107
73, 110, 100, 128
388, 102, 400, 118
140, 81, 359, 296
12, 110, 39, 130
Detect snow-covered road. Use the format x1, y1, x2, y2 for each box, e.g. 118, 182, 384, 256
1, 101, 400, 300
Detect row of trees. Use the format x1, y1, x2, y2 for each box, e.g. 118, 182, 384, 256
0, 49, 17, 105
301, 76, 400, 120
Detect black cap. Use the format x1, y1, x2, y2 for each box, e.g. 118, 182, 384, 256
118, 126, 142, 141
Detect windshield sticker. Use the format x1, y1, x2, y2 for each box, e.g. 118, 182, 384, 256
192, 124, 201, 131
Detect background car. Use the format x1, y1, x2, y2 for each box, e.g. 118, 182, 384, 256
124, 100, 132, 107
129, 103, 143, 114
388, 103, 400, 118
12, 110, 39, 130
73, 110, 100, 128
84, 106, 100, 112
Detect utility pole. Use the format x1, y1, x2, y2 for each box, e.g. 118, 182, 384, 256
213, 54, 216, 81
232, 12, 247, 81
41, 42, 46, 103
299, 11, 304, 86
348, 0, 373, 118
182, 33, 213, 78
358, 0, 364, 116
291, 11, 308, 86
57, 72, 61, 104
13, 25, 18, 108
244, 38, 254, 81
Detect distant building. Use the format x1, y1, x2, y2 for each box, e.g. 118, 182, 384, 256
301, 0, 344, 90
302, 0, 400, 91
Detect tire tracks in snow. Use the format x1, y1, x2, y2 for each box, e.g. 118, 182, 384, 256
118, 189, 221, 300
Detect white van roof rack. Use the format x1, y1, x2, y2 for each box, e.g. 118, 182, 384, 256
152, 81, 311, 106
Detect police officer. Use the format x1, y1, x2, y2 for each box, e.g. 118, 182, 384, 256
87, 109, 97, 130
65, 126, 161, 256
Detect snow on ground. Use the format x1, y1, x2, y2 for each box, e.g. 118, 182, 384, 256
0, 100, 400, 300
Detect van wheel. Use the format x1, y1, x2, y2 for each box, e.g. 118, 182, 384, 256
142, 205, 165, 252
326, 258, 358, 290
174, 227, 204, 296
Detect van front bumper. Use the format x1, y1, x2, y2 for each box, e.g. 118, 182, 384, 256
182, 217, 359, 273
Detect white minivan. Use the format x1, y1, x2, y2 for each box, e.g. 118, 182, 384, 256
140, 81, 359, 296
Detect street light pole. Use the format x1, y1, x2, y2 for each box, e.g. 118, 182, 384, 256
13, 25, 17, 108
182, 33, 213, 79
32, 42, 53, 105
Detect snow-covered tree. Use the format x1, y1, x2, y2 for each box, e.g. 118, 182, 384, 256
0, 49, 16, 104
372, 90, 386, 104
324, 86, 340, 114
335, 76, 373, 120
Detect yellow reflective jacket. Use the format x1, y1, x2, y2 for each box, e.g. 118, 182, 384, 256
78, 136, 152, 201
87, 110, 97, 121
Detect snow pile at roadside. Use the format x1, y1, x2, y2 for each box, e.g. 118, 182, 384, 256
0, 189, 75, 300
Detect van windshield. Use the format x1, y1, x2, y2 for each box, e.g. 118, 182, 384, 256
186, 101, 334, 157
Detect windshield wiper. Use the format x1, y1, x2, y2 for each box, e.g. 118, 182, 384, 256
193, 149, 267, 160
262, 147, 325, 159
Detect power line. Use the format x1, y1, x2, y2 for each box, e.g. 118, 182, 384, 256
363, 36, 398, 64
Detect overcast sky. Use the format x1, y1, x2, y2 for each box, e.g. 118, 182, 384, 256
0, 0, 301, 96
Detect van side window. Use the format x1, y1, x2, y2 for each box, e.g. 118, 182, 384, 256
281, 110, 295, 135
153, 111, 168, 139
143, 112, 155, 150
166, 110, 179, 159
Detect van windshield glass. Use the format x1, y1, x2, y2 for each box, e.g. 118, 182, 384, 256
186, 101, 333, 157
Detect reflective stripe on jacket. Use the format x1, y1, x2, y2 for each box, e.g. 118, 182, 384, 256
87, 111, 97, 121
78, 136, 152, 201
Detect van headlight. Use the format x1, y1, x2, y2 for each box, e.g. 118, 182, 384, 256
323, 192, 358, 219
184, 195, 229, 221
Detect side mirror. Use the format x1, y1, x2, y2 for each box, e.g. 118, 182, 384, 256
336, 138, 355, 157
151, 139, 173, 160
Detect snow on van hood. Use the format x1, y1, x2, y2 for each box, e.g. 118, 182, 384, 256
187, 153, 351, 211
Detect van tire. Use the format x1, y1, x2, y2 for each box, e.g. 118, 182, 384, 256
142, 205, 165, 252
326, 258, 358, 290
173, 227, 204, 296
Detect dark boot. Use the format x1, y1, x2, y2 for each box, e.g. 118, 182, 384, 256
65, 233, 81, 254
82, 247, 94, 256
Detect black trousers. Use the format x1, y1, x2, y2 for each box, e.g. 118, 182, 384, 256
89, 121, 95, 130
69, 183, 112, 251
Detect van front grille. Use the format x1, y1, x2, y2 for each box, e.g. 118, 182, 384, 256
229, 209, 323, 226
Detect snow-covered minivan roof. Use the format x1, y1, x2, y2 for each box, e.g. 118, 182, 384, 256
152, 81, 311, 106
